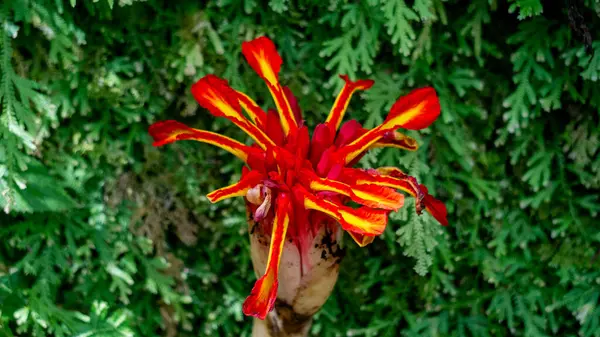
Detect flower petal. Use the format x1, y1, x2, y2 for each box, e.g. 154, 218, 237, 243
309, 123, 335, 167
343, 168, 448, 226
148, 120, 258, 162
337, 87, 440, 164
334, 120, 367, 147
371, 131, 419, 151
347, 232, 375, 247
283, 86, 302, 122
326, 75, 374, 131
242, 193, 291, 320
235, 90, 268, 128
336, 127, 386, 165
191, 75, 275, 149
241, 36, 281, 88
242, 37, 298, 135
383, 87, 440, 130
206, 170, 264, 203
421, 185, 449, 226
297, 185, 387, 236
299, 169, 403, 211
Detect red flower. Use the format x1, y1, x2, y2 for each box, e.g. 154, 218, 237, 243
149, 36, 448, 320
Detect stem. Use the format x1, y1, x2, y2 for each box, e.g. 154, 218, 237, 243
252, 302, 312, 337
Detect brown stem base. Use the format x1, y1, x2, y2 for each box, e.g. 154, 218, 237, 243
252, 301, 313, 337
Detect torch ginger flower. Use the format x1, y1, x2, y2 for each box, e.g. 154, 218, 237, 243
149, 36, 448, 323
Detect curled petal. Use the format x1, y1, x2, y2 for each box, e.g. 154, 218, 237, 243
326, 75, 374, 131
348, 232, 375, 247
421, 185, 449, 226
254, 187, 273, 222
371, 131, 419, 151
242, 36, 297, 135
246, 184, 265, 205
206, 170, 264, 203
191, 75, 275, 149
148, 120, 257, 162
243, 193, 291, 319
343, 168, 448, 226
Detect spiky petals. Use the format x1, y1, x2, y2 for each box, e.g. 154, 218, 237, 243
191, 75, 274, 149
326, 75, 374, 131
242, 37, 297, 135
297, 186, 387, 236
242, 193, 291, 319
206, 170, 264, 203
299, 169, 404, 211
148, 120, 256, 162
371, 131, 419, 151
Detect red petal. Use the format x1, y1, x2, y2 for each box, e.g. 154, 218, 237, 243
206, 170, 264, 203
309, 123, 334, 167
242, 193, 291, 319
148, 120, 258, 162
326, 75, 374, 131
297, 185, 388, 236
371, 131, 419, 151
241, 36, 297, 135
190, 75, 275, 149
348, 231, 376, 247
265, 110, 285, 145
241, 37, 282, 87
334, 120, 367, 147
283, 86, 302, 122
385, 87, 440, 130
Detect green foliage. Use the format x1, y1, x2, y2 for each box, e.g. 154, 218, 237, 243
1, 0, 599, 336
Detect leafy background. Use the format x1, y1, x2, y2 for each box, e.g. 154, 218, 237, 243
1, 0, 600, 336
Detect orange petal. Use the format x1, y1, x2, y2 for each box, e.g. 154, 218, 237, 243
148, 120, 259, 162
326, 75, 374, 131
242, 193, 291, 320
241, 36, 282, 88
336, 206, 388, 235
206, 170, 264, 203
190, 75, 275, 149
344, 168, 448, 226
348, 232, 375, 247
382, 87, 440, 130
337, 127, 387, 165
241, 37, 297, 135
337, 87, 440, 164
297, 186, 387, 236
300, 169, 403, 211
371, 131, 419, 151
